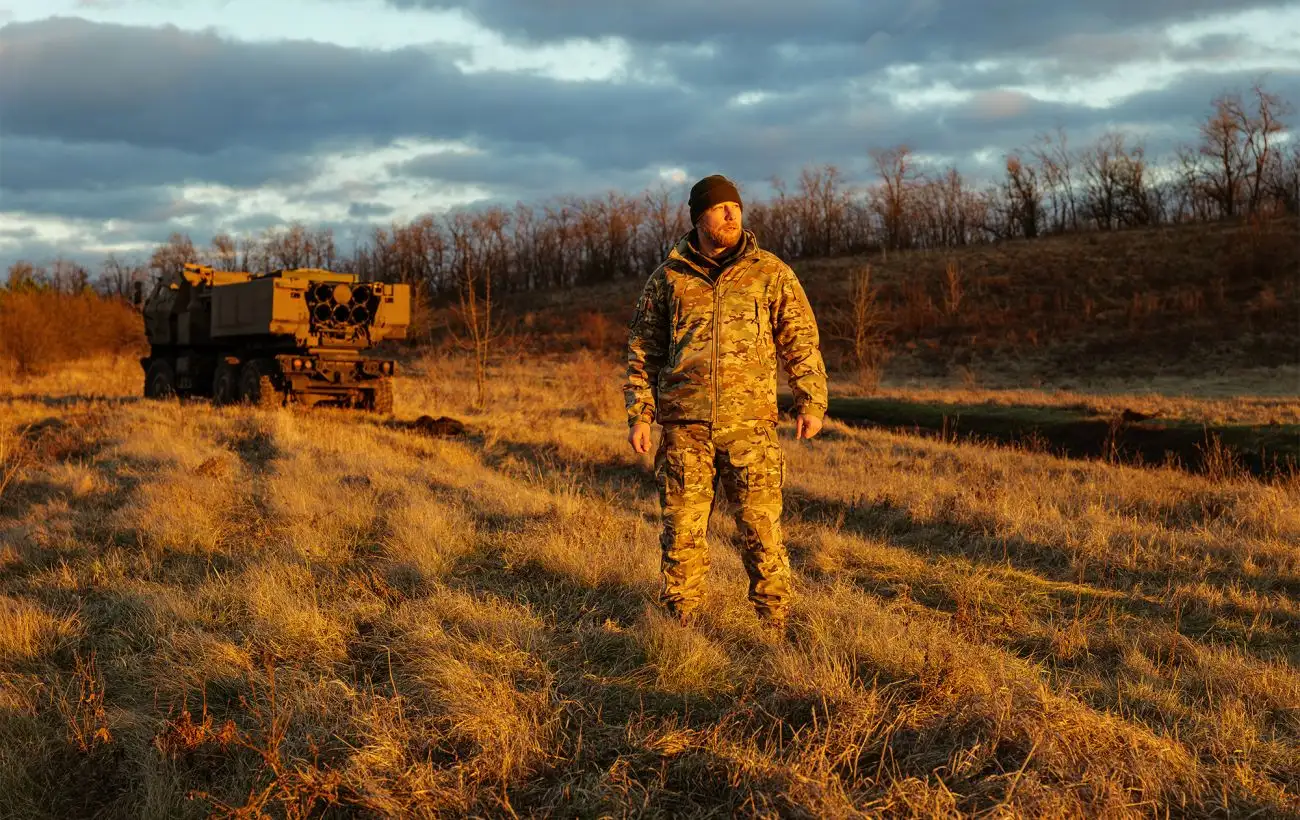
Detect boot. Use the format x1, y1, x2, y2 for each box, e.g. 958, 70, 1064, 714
668, 605, 698, 628
757, 610, 788, 641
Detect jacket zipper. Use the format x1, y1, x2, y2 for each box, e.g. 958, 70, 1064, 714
674, 252, 753, 428
709, 259, 752, 426
711, 285, 720, 425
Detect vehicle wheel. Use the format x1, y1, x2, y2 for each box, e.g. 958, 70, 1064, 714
144, 359, 177, 399
368, 378, 393, 414
238, 360, 282, 410
212, 359, 240, 406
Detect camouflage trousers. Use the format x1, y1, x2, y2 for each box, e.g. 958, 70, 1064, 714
653, 421, 791, 620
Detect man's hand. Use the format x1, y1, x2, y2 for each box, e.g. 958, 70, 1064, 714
796, 414, 823, 440
629, 422, 653, 454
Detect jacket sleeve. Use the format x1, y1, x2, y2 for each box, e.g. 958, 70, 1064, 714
624, 269, 669, 427
772, 263, 828, 420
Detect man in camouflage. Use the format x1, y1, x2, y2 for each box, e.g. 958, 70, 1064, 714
624, 174, 828, 631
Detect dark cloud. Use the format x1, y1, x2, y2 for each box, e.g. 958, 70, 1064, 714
1, 8, 1297, 269
0, 17, 684, 156
386, 0, 1285, 56
348, 201, 397, 218
1, 18, 448, 153
384, 0, 1296, 99
4, 15, 1295, 186
0, 136, 318, 193
391, 147, 663, 198
0, 240, 113, 277
0, 225, 41, 242
0, 186, 220, 222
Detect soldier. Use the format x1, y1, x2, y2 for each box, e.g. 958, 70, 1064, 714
624, 174, 828, 633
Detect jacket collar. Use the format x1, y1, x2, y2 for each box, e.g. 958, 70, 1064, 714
666, 229, 759, 278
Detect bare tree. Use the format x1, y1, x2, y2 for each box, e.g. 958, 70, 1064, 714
98, 254, 147, 299
747, 177, 800, 259
264, 223, 314, 270
642, 185, 688, 271
210, 233, 239, 271
5, 261, 48, 291
1237, 82, 1292, 215
1199, 93, 1250, 218
312, 228, 337, 269
1265, 141, 1300, 214
237, 235, 264, 272
1030, 126, 1078, 233
49, 258, 90, 293
1082, 133, 1152, 230
511, 203, 540, 291
938, 167, 973, 247
1115, 143, 1154, 227
870, 145, 917, 252
796, 165, 850, 257
446, 214, 506, 410
149, 233, 199, 280
1003, 155, 1042, 238
542, 201, 574, 289
830, 265, 891, 392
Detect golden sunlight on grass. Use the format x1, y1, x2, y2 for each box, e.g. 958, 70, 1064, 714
1, 353, 1297, 817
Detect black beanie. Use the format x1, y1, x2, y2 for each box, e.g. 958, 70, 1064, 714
689, 175, 742, 224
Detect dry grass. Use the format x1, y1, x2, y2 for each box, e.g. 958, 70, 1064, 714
1, 353, 1298, 817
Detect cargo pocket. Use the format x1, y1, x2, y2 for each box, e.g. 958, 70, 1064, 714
763, 423, 786, 491
723, 424, 784, 497
765, 424, 786, 488
654, 446, 685, 506
659, 441, 717, 509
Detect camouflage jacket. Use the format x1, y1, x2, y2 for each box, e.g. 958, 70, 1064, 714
624, 230, 828, 428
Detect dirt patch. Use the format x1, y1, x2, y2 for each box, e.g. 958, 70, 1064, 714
392, 415, 468, 438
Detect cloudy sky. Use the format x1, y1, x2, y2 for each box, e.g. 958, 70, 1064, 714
1, 0, 1298, 272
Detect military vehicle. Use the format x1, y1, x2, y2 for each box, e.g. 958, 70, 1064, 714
136, 263, 410, 412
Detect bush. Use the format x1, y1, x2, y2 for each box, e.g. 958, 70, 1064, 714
577, 310, 616, 351
0, 289, 146, 376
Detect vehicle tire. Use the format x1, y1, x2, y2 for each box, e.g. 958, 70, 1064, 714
368, 378, 393, 414
144, 359, 177, 399
238, 360, 282, 410
212, 359, 240, 406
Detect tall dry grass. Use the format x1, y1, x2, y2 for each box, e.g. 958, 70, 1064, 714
0, 353, 1297, 817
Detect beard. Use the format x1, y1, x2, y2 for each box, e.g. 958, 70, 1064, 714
700, 220, 742, 250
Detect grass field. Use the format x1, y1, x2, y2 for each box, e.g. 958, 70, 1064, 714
2, 353, 1299, 818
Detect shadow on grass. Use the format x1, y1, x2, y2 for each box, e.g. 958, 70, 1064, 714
0, 395, 143, 408
475, 432, 658, 503
7, 443, 1286, 817
786, 485, 1300, 656
0, 448, 166, 595
461, 428, 1300, 662
407, 535, 896, 815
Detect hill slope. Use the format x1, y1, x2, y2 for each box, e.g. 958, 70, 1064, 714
504, 217, 1299, 386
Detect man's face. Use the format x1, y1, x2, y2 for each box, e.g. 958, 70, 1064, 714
697, 201, 742, 249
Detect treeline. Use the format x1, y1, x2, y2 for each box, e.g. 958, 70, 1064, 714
6, 83, 1296, 312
